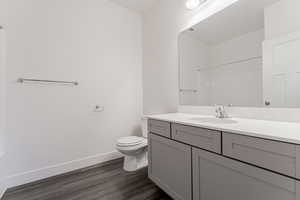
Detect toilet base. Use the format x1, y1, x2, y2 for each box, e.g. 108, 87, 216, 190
123, 151, 148, 172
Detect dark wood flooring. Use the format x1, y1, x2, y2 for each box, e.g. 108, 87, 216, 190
2, 158, 172, 200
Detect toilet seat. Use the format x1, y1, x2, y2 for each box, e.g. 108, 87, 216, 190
115, 117, 149, 172
117, 136, 146, 147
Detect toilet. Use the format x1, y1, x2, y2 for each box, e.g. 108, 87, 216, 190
116, 117, 148, 172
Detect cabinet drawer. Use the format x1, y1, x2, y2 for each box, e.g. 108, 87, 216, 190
223, 132, 300, 179
172, 123, 221, 154
148, 119, 171, 138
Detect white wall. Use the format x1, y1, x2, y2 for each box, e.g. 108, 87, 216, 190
179, 29, 264, 107
0, 0, 142, 188
208, 29, 264, 107
0, 27, 6, 193
179, 34, 209, 105
264, 0, 300, 40
142, 0, 239, 115
209, 29, 263, 66
179, 34, 209, 90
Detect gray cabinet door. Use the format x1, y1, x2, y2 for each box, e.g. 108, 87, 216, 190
148, 133, 192, 200
192, 147, 299, 200
172, 123, 221, 153
223, 132, 298, 178
148, 119, 171, 138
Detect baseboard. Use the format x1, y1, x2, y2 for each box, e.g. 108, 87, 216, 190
4, 151, 123, 189
0, 180, 7, 199
0, 184, 7, 199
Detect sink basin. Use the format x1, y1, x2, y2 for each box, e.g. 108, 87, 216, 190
189, 117, 238, 124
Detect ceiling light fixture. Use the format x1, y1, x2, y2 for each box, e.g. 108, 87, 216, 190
186, 0, 207, 10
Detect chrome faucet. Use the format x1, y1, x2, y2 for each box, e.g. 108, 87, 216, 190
215, 105, 228, 119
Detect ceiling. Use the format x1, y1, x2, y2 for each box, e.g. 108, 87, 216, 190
183, 0, 280, 44
111, 0, 158, 12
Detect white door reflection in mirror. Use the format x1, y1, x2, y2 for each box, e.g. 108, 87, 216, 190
263, 31, 300, 107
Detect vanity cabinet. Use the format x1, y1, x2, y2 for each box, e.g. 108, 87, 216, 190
148, 133, 192, 200
147, 120, 300, 200
192, 147, 299, 200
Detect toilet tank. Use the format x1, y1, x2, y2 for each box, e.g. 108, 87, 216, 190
141, 116, 148, 138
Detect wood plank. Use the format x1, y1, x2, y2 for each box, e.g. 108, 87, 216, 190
2, 159, 172, 200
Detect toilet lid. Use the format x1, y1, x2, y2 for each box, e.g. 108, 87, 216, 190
117, 136, 145, 147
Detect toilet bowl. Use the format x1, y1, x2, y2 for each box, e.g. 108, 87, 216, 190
116, 118, 148, 172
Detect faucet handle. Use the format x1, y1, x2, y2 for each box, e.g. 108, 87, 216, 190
215, 104, 228, 118
215, 108, 219, 117
215, 105, 221, 118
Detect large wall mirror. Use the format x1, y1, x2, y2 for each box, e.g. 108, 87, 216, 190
179, 0, 300, 108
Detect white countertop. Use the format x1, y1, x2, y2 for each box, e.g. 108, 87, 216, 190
147, 113, 300, 145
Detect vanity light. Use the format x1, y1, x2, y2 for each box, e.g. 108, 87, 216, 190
186, 0, 207, 10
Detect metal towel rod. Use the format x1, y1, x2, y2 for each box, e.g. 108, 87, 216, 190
180, 89, 197, 93
18, 78, 79, 86
197, 56, 262, 71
